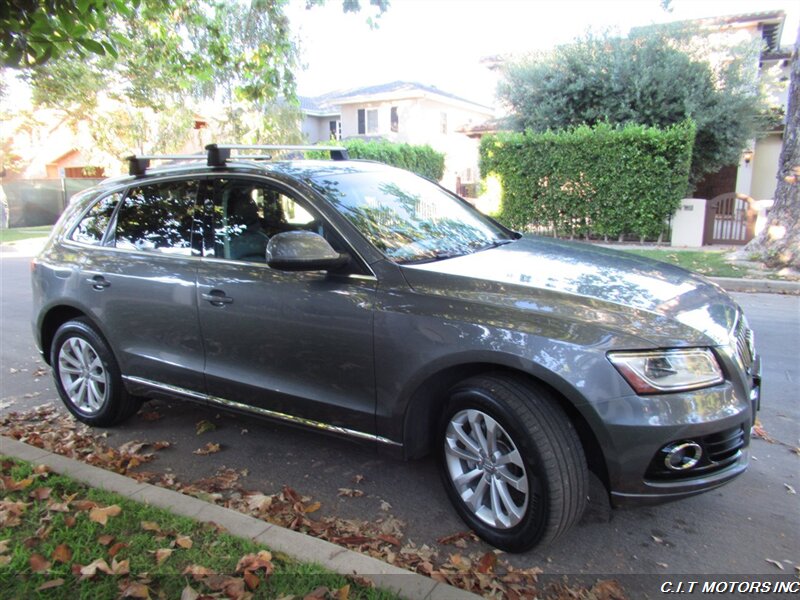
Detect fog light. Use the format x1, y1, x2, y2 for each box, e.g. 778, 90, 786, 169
663, 442, 703, 471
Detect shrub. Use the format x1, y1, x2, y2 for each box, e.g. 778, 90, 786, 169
479, 121, 695, 240
314, 139, 445, 181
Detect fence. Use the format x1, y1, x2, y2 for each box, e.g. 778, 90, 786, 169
2, 179, 104, 227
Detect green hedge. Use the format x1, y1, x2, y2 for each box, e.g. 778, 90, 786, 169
479, 121, 695, 239
314, 139, 445, 181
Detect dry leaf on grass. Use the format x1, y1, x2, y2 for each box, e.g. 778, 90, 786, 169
89, 504, 122, 525
52, 544, 72, 563
154, 548, 173, 565
175, 536, 193, 549
36, 579, 65, 591
29, 553, 50, 572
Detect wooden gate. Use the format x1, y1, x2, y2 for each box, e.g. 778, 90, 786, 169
703, 193, 756, 245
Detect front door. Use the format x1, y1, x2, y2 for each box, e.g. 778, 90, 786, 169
195, 177, 378, 435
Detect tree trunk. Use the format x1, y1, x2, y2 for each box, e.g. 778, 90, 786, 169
745, 28, 800, 269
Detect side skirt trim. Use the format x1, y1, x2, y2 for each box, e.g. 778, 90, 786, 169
122, 375, 401, 448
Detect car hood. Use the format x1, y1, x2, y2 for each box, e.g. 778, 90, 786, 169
400, 236, 739, 347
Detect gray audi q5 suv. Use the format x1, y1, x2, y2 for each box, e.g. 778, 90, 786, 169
31, 144, 761, 551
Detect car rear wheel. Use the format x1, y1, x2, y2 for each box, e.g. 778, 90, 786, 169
51, 318, 140, 426
439, 374, 587, 552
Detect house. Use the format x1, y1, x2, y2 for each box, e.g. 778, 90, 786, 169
299, 81, 496, 192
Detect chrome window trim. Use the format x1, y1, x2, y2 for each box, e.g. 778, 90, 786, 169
123, 375, 400, 447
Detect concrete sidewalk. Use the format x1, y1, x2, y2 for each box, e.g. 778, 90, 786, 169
0, 436, 480, 600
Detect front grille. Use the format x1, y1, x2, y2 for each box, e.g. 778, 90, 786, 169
734, 316, 754, 371
645, 425, 746, 481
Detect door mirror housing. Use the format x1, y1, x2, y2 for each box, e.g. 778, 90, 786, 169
266, 231, 349, 272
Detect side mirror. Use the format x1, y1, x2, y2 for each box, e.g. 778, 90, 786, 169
266, 231, 349, 272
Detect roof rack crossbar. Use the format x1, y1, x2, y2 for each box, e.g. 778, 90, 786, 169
125, 154, 204, 176
231, 154, 273, 160
206, 143, 349, 161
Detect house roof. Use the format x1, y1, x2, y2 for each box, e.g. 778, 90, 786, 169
300, 81, 494, 116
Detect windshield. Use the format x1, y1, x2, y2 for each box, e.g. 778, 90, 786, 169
310, 169, 513, 263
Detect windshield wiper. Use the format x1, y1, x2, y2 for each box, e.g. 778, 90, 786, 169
399, 250, 469, 265
472, 238, 515, 253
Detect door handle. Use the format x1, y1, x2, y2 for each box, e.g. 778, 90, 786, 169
201, 291, 233, 306
86, 275, 111, 290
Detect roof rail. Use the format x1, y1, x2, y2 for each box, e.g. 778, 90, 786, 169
125, 154, 204, 176
206, 143, 349, 165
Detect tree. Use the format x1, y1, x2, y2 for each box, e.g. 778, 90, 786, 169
744, 32, 800, 270
498, 28, 766, 187
2, 0, 387, 171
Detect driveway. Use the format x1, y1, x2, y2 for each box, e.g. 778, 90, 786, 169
2, 251, 798, 596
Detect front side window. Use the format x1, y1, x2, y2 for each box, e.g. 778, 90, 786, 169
114, 180, 199, 255
311, 169, 512, 264
69, 192, 121, 245
390, 107, 399, 132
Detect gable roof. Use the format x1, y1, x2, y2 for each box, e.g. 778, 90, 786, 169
300, 81, 494, 116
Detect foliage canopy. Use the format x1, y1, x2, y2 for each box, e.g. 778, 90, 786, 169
498, 29, 766, 185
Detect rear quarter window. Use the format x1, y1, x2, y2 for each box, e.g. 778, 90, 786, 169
69, 193, 122, 245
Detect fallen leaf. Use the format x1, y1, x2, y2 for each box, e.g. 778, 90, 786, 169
195, 420, 216, 435
352, 474, 364, 484
766, 558, 784, 570
0, 540, 8, 553
193, 442, 221, 455
1, 476, 33, 491
97, 534, 115, 545
155, 548, 173, 565
337, 584, 351, 600
29, 553, 51, 572
785, 483, 797, 494
304, 501, 322, 513
36, 579, 65, 591
305, 587, 330, 599
651, 535, 664, 544
656, 562, 669, 568
111, 557, 130, 575
183, 564, 214, 579
64, 516, 76, 528
140, 521, 161, 532
80, 558, 111, 579
591, 579, 626, 600
108, 542, 127, 558
120, 582, 150, 598
180, 585, 200, 600
243, 571, 260, 590
30, 487, 52, 500
73, 500, 98, 511
379, 500, 392, 512
337, 488, 364, 498
90, 504, 122, 525
52, 544, 72, 563
175, 536, 193, 549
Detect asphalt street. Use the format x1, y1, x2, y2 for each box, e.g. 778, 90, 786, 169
2, 248, 798, 593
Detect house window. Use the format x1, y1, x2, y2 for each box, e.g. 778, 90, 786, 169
329, 120, 341, 141
440, 112, 448, 134
391, 107, 399, 132
358, 108, 379, 134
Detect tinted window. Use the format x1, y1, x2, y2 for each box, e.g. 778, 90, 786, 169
114, 180, 199, 255
202, 179, 325, 262
70, 193, 121, 245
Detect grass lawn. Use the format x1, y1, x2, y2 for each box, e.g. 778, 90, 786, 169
0, 456, 396, 599
0, 226, 53, 244
620, 248, 748, 278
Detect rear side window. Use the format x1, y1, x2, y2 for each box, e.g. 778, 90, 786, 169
69, 193, 121, 245
114, 180, 199, 255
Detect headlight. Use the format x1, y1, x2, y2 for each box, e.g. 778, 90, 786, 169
608, 349, 723, 394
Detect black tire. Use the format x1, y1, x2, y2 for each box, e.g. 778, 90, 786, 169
51, 318, 141, 426
438, 374, 587, 552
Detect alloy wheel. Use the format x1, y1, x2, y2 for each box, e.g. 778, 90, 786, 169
444, 408, 529, 529
57, 336, 109, 415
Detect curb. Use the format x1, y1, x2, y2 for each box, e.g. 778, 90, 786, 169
0, 436, 480, 600
709, 277, 800, 295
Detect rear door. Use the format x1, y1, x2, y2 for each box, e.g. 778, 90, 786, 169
195, 176, 378, 435
78, 177, 205, 393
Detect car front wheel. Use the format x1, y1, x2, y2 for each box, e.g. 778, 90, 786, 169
439, 374, 588, 552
